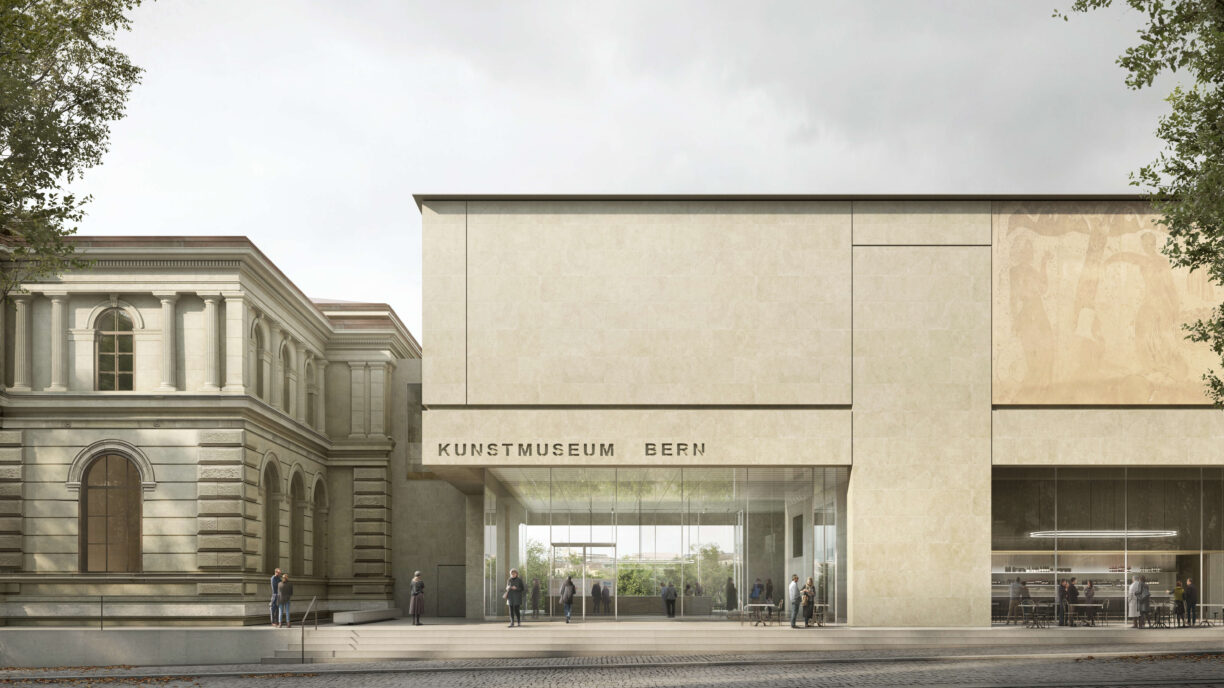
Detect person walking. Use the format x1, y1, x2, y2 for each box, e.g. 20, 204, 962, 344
1128, 575, 1144, 628
725, 577, 738, 613
1171, 579, 1186, 628
408, 570, 425, 626
1186, 577, 1199, 627
505, 568, 525, 627
788, 574, 801, 628
560, 575, 576, 623
801, 577, 816, 627
277, 573, 293, 628
1006, 577, 1023, 625
664, 582, 678, 618
591, 580, 602, 616
530, 578, 540, 618
269, 567, 283, 628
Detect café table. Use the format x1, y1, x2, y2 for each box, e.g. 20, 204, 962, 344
742, 603, 778, 626
1067, 603, 1103, 626
1197, 603, 1224, 627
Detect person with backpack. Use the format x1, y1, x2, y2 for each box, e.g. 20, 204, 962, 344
559, 576, 576, 623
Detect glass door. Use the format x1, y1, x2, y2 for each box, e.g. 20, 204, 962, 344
552, 543, 616, 620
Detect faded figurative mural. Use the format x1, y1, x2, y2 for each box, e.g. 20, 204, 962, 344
993, 201, 1220, 405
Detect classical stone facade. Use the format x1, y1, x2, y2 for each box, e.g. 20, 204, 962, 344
0, 237, 467, 625
419, 196, 1224, 627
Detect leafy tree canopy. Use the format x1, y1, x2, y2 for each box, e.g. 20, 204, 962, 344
1060, 0, 1224, 403
0, 0, 143, 301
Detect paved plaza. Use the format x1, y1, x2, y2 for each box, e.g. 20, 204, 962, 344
5, 648, 1224, 687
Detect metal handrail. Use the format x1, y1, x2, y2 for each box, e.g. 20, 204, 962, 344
300, 596, 318, 664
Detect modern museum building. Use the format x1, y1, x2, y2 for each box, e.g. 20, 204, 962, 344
420, 195, 1224, 628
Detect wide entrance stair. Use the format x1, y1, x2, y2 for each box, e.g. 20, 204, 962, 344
265, 620, 1224, 663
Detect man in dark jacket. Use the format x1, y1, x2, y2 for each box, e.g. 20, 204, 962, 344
269, 568, 282, 627
591, 581, 602, 615
1186, 578, 1199, 626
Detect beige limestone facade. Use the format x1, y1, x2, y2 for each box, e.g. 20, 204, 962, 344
420, 195, 1224, 627
0, 237, 469, 625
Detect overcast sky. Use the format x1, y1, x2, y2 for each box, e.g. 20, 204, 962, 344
72, 1, 1173, 338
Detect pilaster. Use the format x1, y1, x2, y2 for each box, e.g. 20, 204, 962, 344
10, 295, 32, 391
315, 360, 329, 433
352, 465, 392, 589
270, 327, 284, 408
221, 293, 247, 394
200, 294, 221, 392
195, 430, 250, 582
46, 293, 69, 391
154, 292, 179, 392
348, 362, 368, 439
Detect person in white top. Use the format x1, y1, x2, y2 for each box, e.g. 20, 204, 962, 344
788, 574, 801, 628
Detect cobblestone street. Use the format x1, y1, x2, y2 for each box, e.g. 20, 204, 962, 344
6, 652, 1224, 688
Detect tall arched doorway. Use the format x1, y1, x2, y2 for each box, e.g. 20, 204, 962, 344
262, 462, 281, 574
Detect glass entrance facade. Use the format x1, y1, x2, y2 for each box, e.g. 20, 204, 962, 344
992, 467, 1224, 623
483, 467, 848, 621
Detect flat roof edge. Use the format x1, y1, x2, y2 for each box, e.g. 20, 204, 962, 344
412, 193, 1150, 210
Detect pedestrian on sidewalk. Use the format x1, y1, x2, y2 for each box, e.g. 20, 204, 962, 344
788, 574, 800, 628
560, 575, 576, 623
409, 570, 425, 626
277, 573, 293, 628
269, 567, 283, 628
505, 568, 525, 627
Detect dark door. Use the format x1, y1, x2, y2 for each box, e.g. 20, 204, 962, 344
436, 564, 465, 617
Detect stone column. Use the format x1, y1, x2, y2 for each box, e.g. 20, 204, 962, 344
221, 293, 247, 394
269, 327, 284, 408
154, 292, 179, 392
10, 295, 32, 392
200, 294, 221, 392
294, 342, 307, 423
315, 359, 329, 432
348, 362, 368, 439
47, 293, 69, 391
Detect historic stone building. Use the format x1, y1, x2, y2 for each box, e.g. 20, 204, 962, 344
0, 236, 466, 625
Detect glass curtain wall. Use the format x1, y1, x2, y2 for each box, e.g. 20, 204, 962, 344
992, 467, 1224, 623
484, 467, 848, 622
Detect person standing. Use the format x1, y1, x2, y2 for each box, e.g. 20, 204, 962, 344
664, 582, 678, 618
1171, 579, 1185, 628
765, 578, 774, 604
277, 573, 293, 628
1128, 575, 1143, 628
1056, 579, 1067, 626
1066, 577, 1080, 625
1138, 575, 1152, 627
269, 567, 283, 628
530, 578, 540, 618
591, 580, 602, 616
725, 577, 738, 613
560, 576, 576, 623
1185, 577, 1199, 627
787, 574, 801, 628
1006, 577, 1023, 625
801, 577, 816, 627
408, 570, 425, 626
602, 582, 611, 615
1083, 580, 1097, 625
505, 569, 525, 627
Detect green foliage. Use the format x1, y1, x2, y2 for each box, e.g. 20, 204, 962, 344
1, 0, 144, 301
522, 539, 549, 590
1059, 0, 1224, 404
616, 562, 656, 596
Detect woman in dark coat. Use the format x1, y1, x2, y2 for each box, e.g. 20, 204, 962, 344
505, 568, 526, 627
725, 577, 738, 612
801, 577, 816, 627
408, 570, 425, 626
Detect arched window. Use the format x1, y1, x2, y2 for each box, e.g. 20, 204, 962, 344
289, 471, 305, 574
280, 343, 293, 415
253, 327, 266, 400
80, 454, 142, 572
96, 308, 134, 391
263, 462, 281, 574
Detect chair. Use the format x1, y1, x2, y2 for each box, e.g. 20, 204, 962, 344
1097, 599, 1109, 626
